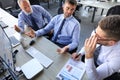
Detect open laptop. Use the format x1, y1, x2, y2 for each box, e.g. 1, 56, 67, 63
9, 33, 20, 47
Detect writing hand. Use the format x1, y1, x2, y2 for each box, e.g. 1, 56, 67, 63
71, 52, 81, 61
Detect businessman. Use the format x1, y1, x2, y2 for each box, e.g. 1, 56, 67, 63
14, 0, 52, 33
26, 0, 80, 54
72, 15, 120, 80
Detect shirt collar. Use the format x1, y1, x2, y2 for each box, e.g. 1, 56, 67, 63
61, 14, 74, 21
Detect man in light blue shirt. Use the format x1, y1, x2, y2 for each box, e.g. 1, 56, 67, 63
14, 0, 52, 33
26, 0, 80, 54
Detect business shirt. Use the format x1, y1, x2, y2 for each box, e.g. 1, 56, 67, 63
79, 32, 120, 80
18, 5, 52, 32
35, 14, 81, 51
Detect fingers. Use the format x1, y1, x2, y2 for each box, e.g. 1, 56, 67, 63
71, 53, 81, 61
25, 32, 31, 36
25, 30, 35, 38
57, 48, 65, 54
75, 55, 81, 61
14, 25, 21, 32
85, 36, 97, 50
29, 27, 34, 32
57, 48, 61, 53
84, 35, 97, 58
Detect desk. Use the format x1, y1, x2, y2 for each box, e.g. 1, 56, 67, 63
0, 8, 88, 80
78, 1, 120, 22
15, 36, 72, 80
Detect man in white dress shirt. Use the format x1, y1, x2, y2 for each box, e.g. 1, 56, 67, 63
72, 15, 120, 80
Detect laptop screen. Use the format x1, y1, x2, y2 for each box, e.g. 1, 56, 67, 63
0, 26, 14, 71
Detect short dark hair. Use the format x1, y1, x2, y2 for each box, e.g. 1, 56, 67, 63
64, 0, 77, 6
98, 15, 120, 41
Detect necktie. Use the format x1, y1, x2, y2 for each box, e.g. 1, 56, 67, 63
54, 18, 66, 42
29, 14, 39, 31
94, 45, 102, 67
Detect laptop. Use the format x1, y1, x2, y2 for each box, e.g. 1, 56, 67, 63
21, 58, 43, 79
9, 33, 20, 47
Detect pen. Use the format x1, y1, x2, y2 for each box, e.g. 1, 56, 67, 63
75, 53, 81, 58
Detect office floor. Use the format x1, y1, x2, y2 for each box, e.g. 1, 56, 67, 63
40, 1, 108, 51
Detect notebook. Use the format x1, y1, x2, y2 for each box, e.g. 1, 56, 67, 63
21, 58, 43, 79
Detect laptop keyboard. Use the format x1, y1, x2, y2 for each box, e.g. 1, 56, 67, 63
26, 47, 53, 68
9, 36, 20, 47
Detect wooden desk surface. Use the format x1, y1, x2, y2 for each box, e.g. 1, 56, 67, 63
14, 35, 71, 80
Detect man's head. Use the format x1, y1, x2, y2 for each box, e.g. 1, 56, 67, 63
18, 0, 32, 14
96, 15, 120, 46
63, 0, 77, 18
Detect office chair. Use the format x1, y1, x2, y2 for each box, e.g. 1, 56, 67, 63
106, 5, 120, 16
29, 0, 40, 5
39, 0, 50, 8
0, 1, 2, 8
0, 0, 21, 18
0, 0, 41, 18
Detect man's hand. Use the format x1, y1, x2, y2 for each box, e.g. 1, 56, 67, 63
14, 25, 21, 32
71, 52, 81, 61
84, 35, 97, 59
25, 28, 36, 38
57, 46, 69, 54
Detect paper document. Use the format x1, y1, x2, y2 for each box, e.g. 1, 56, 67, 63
56, 58, 85, 80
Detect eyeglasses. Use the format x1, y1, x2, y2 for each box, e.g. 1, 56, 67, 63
94, 30, 117, 41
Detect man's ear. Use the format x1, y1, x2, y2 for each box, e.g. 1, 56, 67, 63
109, 41, 116, 46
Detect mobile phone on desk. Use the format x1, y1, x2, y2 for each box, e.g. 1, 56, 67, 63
0, 21, 8, 28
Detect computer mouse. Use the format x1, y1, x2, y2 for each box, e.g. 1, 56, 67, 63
29, 40, 35, 46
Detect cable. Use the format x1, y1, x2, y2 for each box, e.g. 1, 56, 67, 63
0, 56, 18, 80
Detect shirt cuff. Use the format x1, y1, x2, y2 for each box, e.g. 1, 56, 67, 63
78, 47, 85, 55
35, 31, 40, 37
85, 58, 95, 68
